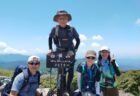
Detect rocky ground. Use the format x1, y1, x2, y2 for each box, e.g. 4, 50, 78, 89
0, 88, 135, 96
119, 90, 134, 96
37, 88, 135, 96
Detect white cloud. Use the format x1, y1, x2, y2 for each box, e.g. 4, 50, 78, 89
31, 48, 46, 54
0, 42, 27, 54
73, 39, 85, 47
79, 34, 87, 41
80, 42, 85, 46
136, 18, 140, 26
91, 42, 101, 48
92, 35, 103, 41
0, 42, 7, 50
3, 47, 28, 54
72, 34, 87, 47
0, 41, 46, 55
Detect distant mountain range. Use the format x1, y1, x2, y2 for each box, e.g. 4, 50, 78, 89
0, 54, 140, 73
0, 54, 28, 69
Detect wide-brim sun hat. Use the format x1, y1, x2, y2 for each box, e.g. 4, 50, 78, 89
53, 10, 72, 22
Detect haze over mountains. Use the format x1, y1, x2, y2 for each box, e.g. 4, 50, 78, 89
0, 54, 140, 72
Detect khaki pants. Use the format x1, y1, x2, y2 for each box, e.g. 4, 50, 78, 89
102, 88, 119, 96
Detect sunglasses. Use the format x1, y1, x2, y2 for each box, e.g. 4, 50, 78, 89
86, 57, 96, 60
29, 62, 40, 65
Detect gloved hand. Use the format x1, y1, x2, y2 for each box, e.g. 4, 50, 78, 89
47, 49, 54, 55
47, 49, 53, 54
67, 50, 74, 56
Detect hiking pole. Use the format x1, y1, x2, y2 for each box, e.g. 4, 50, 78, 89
49, 68, 52, 89
47, 68, 54, 96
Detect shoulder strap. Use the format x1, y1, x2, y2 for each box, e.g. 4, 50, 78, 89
20, 69, 29, 91
80, 62, 86, 86
92, 64, 98, 78
69, 26, 74, 33
36, 71, 41, 85
55, 25, 59, 37
20, 70, 41, 90
55, 25, 74, 37
81, 62, 86, 74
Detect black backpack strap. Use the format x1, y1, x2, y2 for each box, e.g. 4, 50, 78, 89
69, 26, 74, 33
111, 60, 121, 76
92, 64, 98, 78
36, 71, 41, 85
93, 64, 101, 81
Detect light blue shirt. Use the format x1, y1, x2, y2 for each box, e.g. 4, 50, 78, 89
11, 72, 39, 96
101, 59, 115, 78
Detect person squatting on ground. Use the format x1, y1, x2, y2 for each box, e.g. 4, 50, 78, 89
9, 56, 41, 96
76, 50, 101, 96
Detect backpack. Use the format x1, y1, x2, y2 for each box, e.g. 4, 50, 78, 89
1, 65, 40, 96
80, 62, 98, 92
53, 25, 74, 49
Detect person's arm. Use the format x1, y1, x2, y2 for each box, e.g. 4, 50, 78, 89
77, 72, 81, 91
73, 28, 80, 51
48, 36, 53, 50
95, 81, 100, 96
48, 28, 55, 51
36, 91, 42, 96
36, 88, 43, 96
10, 73, 24, 96
111, 60, 121, 76
95, 68, 101, 96
10, 91, 18, 96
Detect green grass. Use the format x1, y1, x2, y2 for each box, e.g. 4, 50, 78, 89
0, 69, 13, 77
40, 75, 56, 88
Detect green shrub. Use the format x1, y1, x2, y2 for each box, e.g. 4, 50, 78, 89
117, 70, 140, 96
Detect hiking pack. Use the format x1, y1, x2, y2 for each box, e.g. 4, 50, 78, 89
1, 65, 40, 96
80, 62, 98, 92
53, 25, 74, 49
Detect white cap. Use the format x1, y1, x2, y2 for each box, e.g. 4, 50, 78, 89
27, 55, 40, 63
100, 46, 110, 52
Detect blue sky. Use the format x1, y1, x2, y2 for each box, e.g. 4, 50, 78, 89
0, 0, 140, 58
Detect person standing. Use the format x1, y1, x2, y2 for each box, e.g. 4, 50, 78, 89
48, 10, 80, 92
98, 46, 121, 96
